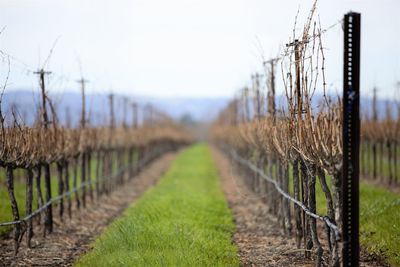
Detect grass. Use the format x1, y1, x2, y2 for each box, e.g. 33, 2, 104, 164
76, 144, 239, 267
358, 182, 400, 266
0, 177, 28, 235
3, 144, 398, 265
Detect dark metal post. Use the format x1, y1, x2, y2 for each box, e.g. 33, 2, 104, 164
342, 12, 361, 267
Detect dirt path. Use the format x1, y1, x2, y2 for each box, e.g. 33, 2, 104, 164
211, 148, 388, 267
0, 152, 178, 267
212, 148, 313, 267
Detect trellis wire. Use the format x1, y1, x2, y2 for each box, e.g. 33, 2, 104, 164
229, 148, 340, 240
0, 147, 159, 227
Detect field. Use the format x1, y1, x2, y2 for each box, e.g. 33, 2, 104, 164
1, 137, 399, 266
76, 144, 239, 266
1, 1, 399, 267
71, 144, 400, 266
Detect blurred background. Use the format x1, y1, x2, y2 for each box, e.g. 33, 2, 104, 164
0, 0, 399, 126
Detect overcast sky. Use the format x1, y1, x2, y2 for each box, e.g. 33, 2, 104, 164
0, 0, 399, 99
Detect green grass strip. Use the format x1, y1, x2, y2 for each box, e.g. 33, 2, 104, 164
76, 144, 239, 267
358, 182, 400, 266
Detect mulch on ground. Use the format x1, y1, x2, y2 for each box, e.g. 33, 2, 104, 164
0, 152, 177, 267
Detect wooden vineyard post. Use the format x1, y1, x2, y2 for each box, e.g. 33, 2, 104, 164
26, 168, 34, 248
372, 87, 378, 179
342, 12, 361, 267
78, 77, 89, 207
108, 93, 115, 190
34, 68, 53, 234
132, 102, 138, 129
6, 166, 21, 254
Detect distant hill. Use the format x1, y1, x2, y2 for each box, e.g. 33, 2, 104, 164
1, 89, 397, 127
1, 90, 230, 126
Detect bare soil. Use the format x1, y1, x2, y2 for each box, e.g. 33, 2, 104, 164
211, 148, 389, 267
0, 152, 177, 267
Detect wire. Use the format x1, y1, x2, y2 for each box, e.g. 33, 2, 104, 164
263, 18, 343, 66
0, 147, 161, 227
229, 148, 341, 241
0, 49, 76, 85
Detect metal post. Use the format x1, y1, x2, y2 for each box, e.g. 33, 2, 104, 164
342, 11, 361, 267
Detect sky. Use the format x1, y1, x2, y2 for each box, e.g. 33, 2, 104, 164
0, 0, 399, 99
